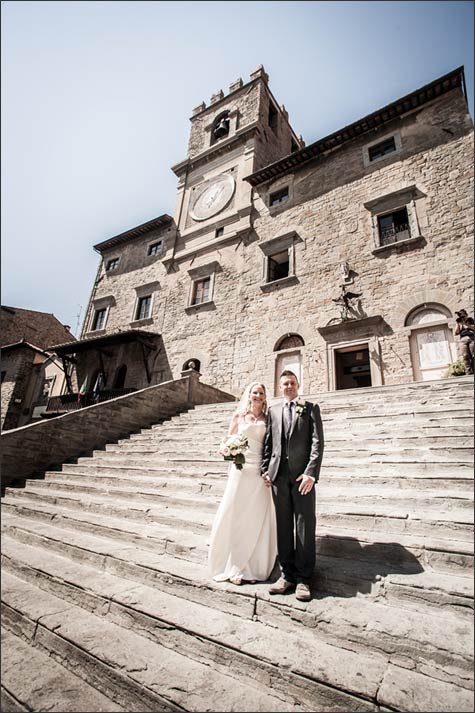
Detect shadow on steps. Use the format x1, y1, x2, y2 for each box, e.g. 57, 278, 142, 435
314, 535, 424, 597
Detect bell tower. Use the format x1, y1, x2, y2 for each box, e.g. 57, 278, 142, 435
164, 65, 302, 271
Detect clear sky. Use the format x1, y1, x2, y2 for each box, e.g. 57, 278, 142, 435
2, 0, 473, 336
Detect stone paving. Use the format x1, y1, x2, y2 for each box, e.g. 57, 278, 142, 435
1, 377, 474, 712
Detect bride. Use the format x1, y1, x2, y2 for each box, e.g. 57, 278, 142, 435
208, 382, 278, 585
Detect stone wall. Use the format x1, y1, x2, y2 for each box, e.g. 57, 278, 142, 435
1, 348, 35, 431
156, 90, 474, 395
81, 82, 474, 399
0, 373, 235, 487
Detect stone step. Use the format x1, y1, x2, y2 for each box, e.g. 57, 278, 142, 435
128, 421, 474, 441
38, 470, 475, 507
60, 461, 228, 477
99, 441, 474, 460
107, 433, 474, 452
165, 410, 474, 429
3, 509, 472, 617
25, 475, 474, 514
1, 627, 126, 712
2, 535, 473, 712
4, 484, 473, 544
54, 461, 472, 487
4, 510, 473, 614
70, 454, 472, 478
1, 572, 316, 713
3, 495, 473, 575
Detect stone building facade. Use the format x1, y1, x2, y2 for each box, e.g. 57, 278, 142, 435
1, 306, 76, 429
54, 65, 473, 398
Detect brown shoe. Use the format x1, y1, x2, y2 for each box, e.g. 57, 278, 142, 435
295, 583, 311, 601
269, 577, 295, 595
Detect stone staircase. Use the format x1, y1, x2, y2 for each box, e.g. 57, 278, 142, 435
1, 377, 473, 712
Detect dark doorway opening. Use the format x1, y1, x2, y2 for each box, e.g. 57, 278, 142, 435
113, 364, 127, 389
335, 345, 372, 390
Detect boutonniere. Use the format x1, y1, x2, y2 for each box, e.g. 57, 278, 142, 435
295, 400, 307, 416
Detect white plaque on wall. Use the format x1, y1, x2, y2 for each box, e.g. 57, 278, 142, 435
416, 329, 450, 368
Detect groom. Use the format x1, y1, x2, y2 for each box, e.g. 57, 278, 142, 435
261, 370, 324, 601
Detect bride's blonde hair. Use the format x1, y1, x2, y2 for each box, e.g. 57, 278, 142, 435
239, 382, 268, 416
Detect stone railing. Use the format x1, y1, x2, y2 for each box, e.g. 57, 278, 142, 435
1, 371, 235, 489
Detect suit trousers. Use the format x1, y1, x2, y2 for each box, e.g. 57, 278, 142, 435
271, 460, 316, 584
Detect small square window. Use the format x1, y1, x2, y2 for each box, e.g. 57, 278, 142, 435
92, 308, 107, 331
369, 136, 396, 162
106, 258, 120, 272
270, 187, 289, 207
268, 250, 290, 282
215, 227, 224, 238
148, 241, 163, 257
377, 207, 410, 246
191, 277, 211, 305
136, 295, 152, 321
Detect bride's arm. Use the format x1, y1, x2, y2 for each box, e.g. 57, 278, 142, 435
227, 412, 240, 435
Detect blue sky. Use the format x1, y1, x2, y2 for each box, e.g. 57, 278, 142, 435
2, 0, 473, 336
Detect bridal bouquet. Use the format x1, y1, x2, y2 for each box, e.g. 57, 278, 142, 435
219, 433, 249, 470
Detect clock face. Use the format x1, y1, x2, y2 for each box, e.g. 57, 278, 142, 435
190, 173, 235, 221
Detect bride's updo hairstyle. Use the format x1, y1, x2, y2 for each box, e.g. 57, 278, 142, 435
237, 382, 268, 417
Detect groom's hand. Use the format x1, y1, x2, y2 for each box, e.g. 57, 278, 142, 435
296, 474, 315, 495
262, 472, 272, 488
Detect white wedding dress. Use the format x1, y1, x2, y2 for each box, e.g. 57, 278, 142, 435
208, 420, 278, 582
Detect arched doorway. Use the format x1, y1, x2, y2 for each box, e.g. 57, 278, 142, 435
274, 334, 304, 395
406, 304, 456, 381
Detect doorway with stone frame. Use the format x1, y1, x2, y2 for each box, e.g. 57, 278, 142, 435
334, 344, 372, 390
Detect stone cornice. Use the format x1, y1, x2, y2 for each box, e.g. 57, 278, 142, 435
94, 215, 173, 253
244, 66, 467, 187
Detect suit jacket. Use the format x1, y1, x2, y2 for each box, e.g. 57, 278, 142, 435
261, 400, 324, 482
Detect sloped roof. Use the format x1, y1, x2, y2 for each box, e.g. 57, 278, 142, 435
48, 329, 158, 354
93, 214, 173, 253
1, 305, 76, 350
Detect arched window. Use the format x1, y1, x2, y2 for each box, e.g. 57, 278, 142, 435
274, 334, 305, 351
405, 304, 456, 381
211, 112, 230, 143
182, 358, 201, 373
274, 334, 305, 395
113, 364, 127, 389
405, 303, 451, 326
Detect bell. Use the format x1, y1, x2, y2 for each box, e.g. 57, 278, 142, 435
214, 118, 229, 138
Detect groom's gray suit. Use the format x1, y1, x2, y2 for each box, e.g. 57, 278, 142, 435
261, 399, 324, 584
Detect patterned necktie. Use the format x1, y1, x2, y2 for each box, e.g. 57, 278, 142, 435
285, 401, 294, 437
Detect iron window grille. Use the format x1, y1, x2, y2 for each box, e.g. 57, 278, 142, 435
368, 136, 396, 162
106, 258, 120, 271
148, 241, 163, 257
269, 187, 289, 207
377, 208, 411, 246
